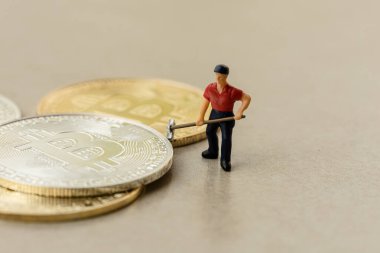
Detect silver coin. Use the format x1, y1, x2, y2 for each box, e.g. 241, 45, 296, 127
0, 114, 173, 197
0, 94, 21, 124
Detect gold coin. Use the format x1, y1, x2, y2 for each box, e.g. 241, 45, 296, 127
37, 79, 210, 147
0, 186, 143, 222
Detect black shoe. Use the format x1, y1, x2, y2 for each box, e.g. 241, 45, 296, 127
220, 160, 231, 172
201, 150, 218, 159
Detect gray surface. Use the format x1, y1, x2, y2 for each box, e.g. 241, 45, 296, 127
0, 1, 379, 252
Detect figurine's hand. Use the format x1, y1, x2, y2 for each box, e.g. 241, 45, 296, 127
234, 113, 243, 120
196, 118, 204, 126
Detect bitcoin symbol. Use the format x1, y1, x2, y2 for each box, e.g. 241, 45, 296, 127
15, 131, 125, 173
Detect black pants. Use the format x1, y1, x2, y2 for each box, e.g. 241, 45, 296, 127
206, 109, 235, 162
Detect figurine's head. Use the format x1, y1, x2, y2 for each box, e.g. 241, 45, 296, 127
214, 64, 229, 84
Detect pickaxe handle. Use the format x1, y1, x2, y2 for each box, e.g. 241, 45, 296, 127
171, 115, 246, 130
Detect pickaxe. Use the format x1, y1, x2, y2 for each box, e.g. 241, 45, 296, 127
166, 115, 246, 141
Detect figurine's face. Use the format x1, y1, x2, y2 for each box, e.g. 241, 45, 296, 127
215, 73, 228, 84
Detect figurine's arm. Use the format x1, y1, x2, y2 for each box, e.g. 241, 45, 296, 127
196, 98, 210, 126
235, 92, 251, 120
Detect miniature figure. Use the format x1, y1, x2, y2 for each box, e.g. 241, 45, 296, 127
196, 64, 251, 171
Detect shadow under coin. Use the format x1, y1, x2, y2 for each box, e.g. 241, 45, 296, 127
142, 169, 173, 197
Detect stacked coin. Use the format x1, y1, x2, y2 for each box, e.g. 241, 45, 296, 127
37, 78, 210, 147
0, 79, 206, 221
0, 94, 21, 124
0, 187, 143, 222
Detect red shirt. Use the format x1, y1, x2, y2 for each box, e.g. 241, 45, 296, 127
203, 82, 243, 112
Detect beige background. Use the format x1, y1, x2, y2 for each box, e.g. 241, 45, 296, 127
0, 1, 379, 252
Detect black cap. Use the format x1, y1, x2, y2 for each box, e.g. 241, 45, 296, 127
214, 64, 229, 75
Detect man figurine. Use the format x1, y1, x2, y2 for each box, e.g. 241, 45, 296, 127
196, 64, 251, 172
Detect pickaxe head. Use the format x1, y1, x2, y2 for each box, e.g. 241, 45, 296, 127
166, 118, 176, 141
